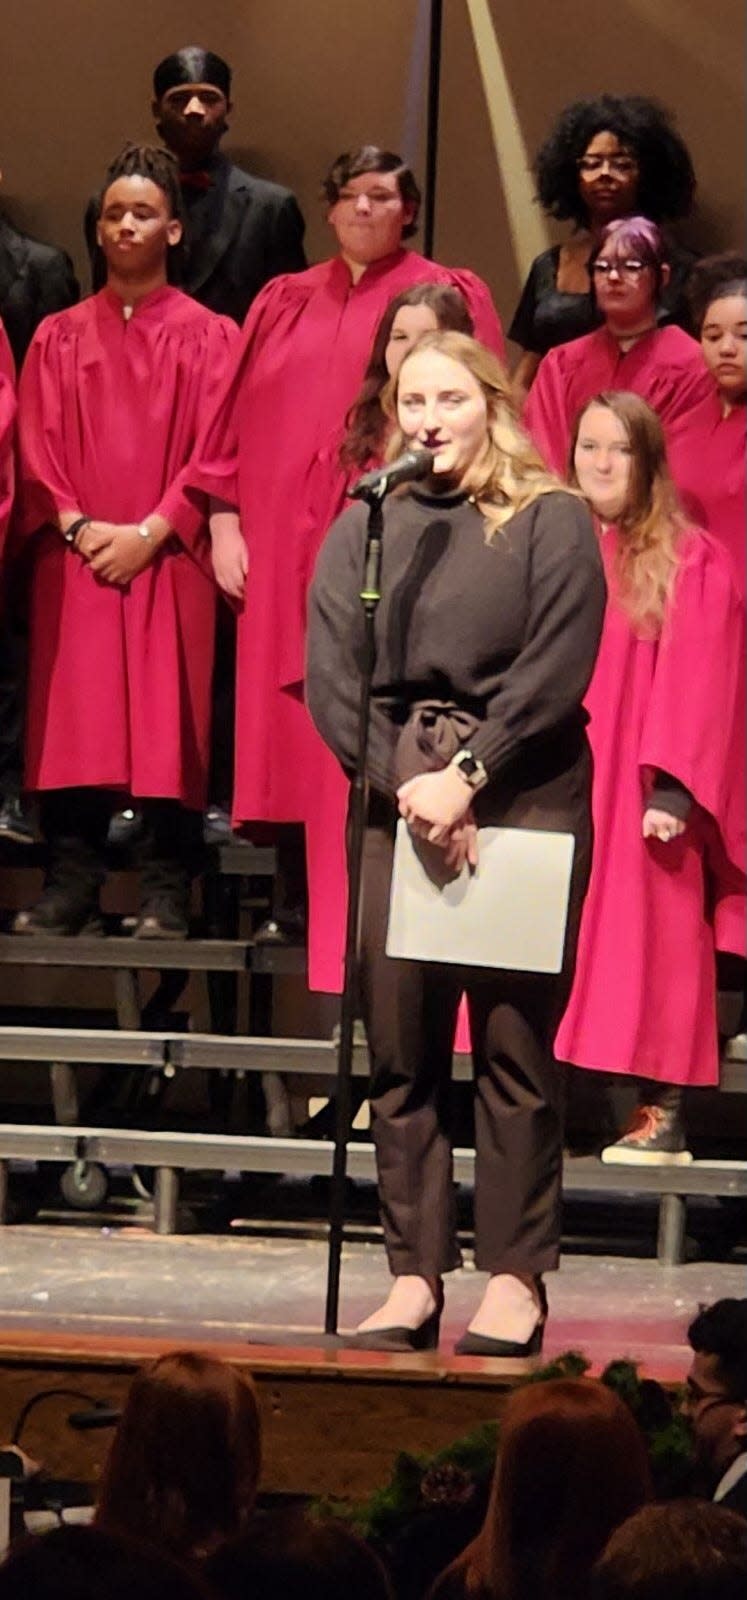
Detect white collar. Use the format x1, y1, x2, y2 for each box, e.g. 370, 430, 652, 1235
714, 1451, 747, 1502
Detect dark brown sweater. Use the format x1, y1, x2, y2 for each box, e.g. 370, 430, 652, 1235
307, 487, 606, 799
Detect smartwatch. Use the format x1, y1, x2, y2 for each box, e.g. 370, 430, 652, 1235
450, 748, 488, 792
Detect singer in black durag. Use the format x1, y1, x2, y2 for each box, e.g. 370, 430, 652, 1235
307, 332, 605, 1354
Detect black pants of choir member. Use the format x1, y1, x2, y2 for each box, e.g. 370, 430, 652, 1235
39, 789, 202, 903
0, 598, 27, 802
357, 747, 592, 1281
209, 600, 236, 808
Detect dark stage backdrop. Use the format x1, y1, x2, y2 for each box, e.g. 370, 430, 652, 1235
1, 0, 744, 344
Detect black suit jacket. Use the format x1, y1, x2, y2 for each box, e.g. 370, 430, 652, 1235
719, 1464, 747, 1520
85, 158, 306, 325
0, 215, 80, 368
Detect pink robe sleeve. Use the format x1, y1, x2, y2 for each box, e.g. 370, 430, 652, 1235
0, 320, 16, 559
16, 320, 82, 535
153, 314, 242, 547
186, 277, 294, 507
522, 346, 573, 473
445, 269, 506, 363
642, 350, 715, 434
638, 531, 746, 887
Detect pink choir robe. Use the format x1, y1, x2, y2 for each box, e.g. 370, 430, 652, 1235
524, 324, 714, 474
555, 526, 746, 1086
0, 319, 15, 558
190, 248, 504, 991
17, 287, 239, 809
668, 388, 746, 599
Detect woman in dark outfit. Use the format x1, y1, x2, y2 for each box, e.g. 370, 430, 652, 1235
510, 95, 697, 405
307, 332, 606, 1355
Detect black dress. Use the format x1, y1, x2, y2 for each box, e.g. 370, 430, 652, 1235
509, 238, 697, 356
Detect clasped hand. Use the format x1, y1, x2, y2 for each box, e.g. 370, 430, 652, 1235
397, 767, 479, 872
76, 521, 154, 585
642, 806, 686, 844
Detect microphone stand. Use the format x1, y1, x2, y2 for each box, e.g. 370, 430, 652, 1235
324, 483, 386, 1335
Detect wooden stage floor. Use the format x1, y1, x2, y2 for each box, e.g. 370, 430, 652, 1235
0, 1208, 744, 1499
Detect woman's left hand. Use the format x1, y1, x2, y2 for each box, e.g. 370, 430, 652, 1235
642, 807, 686, 843
397, 767, 474, 843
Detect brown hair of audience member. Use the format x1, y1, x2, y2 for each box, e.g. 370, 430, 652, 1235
570, 390, 685, 635
385, 330, 564, 537
206, 1513, 393, 1600
322, 145, 421, 238
591, 1500, 747, 1600
95, 1350, 261, 1563
341, 283, 474, 469
434, 1378, 651, 1600
0, 1525, 211, 1600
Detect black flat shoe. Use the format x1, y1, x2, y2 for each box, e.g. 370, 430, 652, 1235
344, 1283, 444, 1353
454, 1278, 548, 1358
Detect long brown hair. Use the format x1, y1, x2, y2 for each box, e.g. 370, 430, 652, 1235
95, 1350, 262, 1563
340, 283, 474, 470
570, 391, 685, 634
454, 1378, 651, 1600
386, 330, 566, 537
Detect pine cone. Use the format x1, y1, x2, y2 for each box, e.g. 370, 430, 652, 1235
420, 1462, 474, 1508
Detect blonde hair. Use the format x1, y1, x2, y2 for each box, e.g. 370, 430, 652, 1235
570, 391, 685, 635
384, 330, 566, 538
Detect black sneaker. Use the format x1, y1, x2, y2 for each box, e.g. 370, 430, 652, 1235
133, 899, 189, 939
0, 796, 37, 846
601, 1104, 693, 1166
107, 807, 144, 848
13, 893, 104, 937
203, 806, 234, 846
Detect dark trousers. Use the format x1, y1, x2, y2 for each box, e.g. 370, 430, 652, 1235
358, 746, 592, 1279
40, 789, 202, 904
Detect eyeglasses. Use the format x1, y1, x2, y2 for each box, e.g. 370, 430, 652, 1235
592, 258, 649, 280
578, 155, 638, 176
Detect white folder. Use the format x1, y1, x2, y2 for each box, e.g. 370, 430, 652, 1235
386, 820, 575, 974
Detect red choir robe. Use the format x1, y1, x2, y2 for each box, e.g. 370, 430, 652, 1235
555, 526, 746, 1086
0, 319, 15, 558
668, 388, 746, 599
17, 287, 239, 809
523, 324, 714, 474
190, 248, 504, 991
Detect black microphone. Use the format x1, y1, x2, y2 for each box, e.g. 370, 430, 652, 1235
67, 1406, 122, 1430
349, 447, 434, 502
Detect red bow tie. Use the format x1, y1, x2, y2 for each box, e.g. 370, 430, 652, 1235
179, 170, 213, 192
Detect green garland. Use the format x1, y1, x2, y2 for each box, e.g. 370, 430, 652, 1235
314, 1351, 694, 1543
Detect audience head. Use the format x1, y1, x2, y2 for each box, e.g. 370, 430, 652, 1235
571, 391, 683, 632
341, 282, 473, 467
323, 146, 421, 264
94, 143, 186, 286
590, 218, 670, 331
534, 95, 695, 228
152, 48, 232, 165
0, 1525, 210, 1600
687, 255, 747, 407
95, 1349, 261, 1562
686, 1299, 747, 1486
592, 1500, 747, 1600
461, 1377, 651, 1600
205, 1512, 393, 1600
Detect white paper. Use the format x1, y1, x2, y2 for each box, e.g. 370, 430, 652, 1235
386, 820, 575, 973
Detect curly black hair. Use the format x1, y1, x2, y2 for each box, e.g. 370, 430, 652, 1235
686, 252, 747, 333
534, 95, 696, 226
688, 1298, 747, 1403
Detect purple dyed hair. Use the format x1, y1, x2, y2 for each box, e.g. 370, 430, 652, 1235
591, 215, 668, 290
